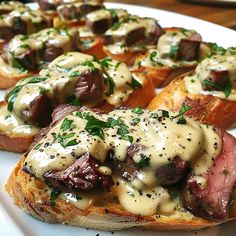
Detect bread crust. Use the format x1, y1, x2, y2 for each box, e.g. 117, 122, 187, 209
0, 102, 36, 153
103, 46, 139, 66
148, 73, 236, 129
0, 71, 34, 89
131, 53, 196, 88
6, 154, 236, 231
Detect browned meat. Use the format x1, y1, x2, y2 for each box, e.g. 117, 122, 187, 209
38, 0, 58, 11
183, 129, 236, 221
177, 39, 201, 61
58, 5, 80, 20
40, 44, 64, 62
103, 35, 113, 45
75, 70, 104, 102
12, 17, 27, 35
0, 26, 14, 41
15, 50, 38, 70
156, 156, 187, 185
126, 27, 146, 47
202, 69, 229, 91
43, 153, 114, 191
87, 18, 111, 35
22, 94, 53, 127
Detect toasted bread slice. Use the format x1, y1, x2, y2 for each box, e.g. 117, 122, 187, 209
131, 56, 196, 88
6, 154, 236, 231
148, 73, 236, 129
79, 37, 106, 59
103, 46, 140, 66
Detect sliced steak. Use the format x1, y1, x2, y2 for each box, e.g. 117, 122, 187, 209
40, 44, 64, 62
177, 39, 201, 61
88, 18, 111, 35
74, 70, 104, 102
156, 156, 187, 185
183, 129, 236, 221
22, 94, 53, 127
38, 0, 58, 11
202, 69, 229, 91
12, 17, 27, 35
0, 26, 14, 41
43, 153, 114, 191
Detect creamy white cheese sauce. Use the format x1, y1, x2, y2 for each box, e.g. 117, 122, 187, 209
6, 27, 77, 58
86, 8, 128, 23
24, 108, 221, 215
184, 49, 236, 100
0, 1, 26, 13
0, 105, 39, 136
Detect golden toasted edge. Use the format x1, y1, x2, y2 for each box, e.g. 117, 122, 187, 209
6, 154, 236, 231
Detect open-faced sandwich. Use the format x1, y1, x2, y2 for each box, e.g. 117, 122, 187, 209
131, 27, 206, 88
148, 46, 236, 129
5, 106, 236, 230
0, 1, 27, 15
0, 52, 155, 152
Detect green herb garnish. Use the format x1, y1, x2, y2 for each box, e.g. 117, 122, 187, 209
169, 45, 179, 59
172, 104, 192, 124
127, 76, 142, 89
132, 106, 144, 115
137, 154, 150, 168
50, 188, 61, 206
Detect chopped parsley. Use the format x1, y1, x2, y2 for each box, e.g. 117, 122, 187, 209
50, 188, 61, 206
34, 143, 42, 150
172, 104, 192, 124
132, 106, 144, 115
127, 76, 142, 89
100, 58, 112, 68
9, 51, 28, 73
60, 118, 75, 132
203, 75, 232, 98
169, 45, 179, 59
111, 17, 138, 31
132, 117, 140, 124
223, 168, 229, 176
137, 154, 150, 168
69, 71, 81, 77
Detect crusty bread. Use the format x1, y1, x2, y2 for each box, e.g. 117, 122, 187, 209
131, 56, 196, 88
53, 17, 85, 28
6, 154, 236, 231
80, 37, 107, 59
103, 47, 140, 66
148, 73, 236, 129
0, 102, 36, 153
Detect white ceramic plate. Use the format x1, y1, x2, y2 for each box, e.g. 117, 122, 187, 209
0, 2, 236, 236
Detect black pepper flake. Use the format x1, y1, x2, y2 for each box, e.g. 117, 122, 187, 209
146, 194, 152, 198
187, 138, 191, 142
50, 155, 55, 159
44, 142, 50, 147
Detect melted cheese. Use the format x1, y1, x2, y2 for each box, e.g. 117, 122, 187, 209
114, 177, 176, 216
184, 49, 236, 100
86, 8, 128, 23
24, 108, 222, 215
0, 105, 39, 136
103, 59, 134, 106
